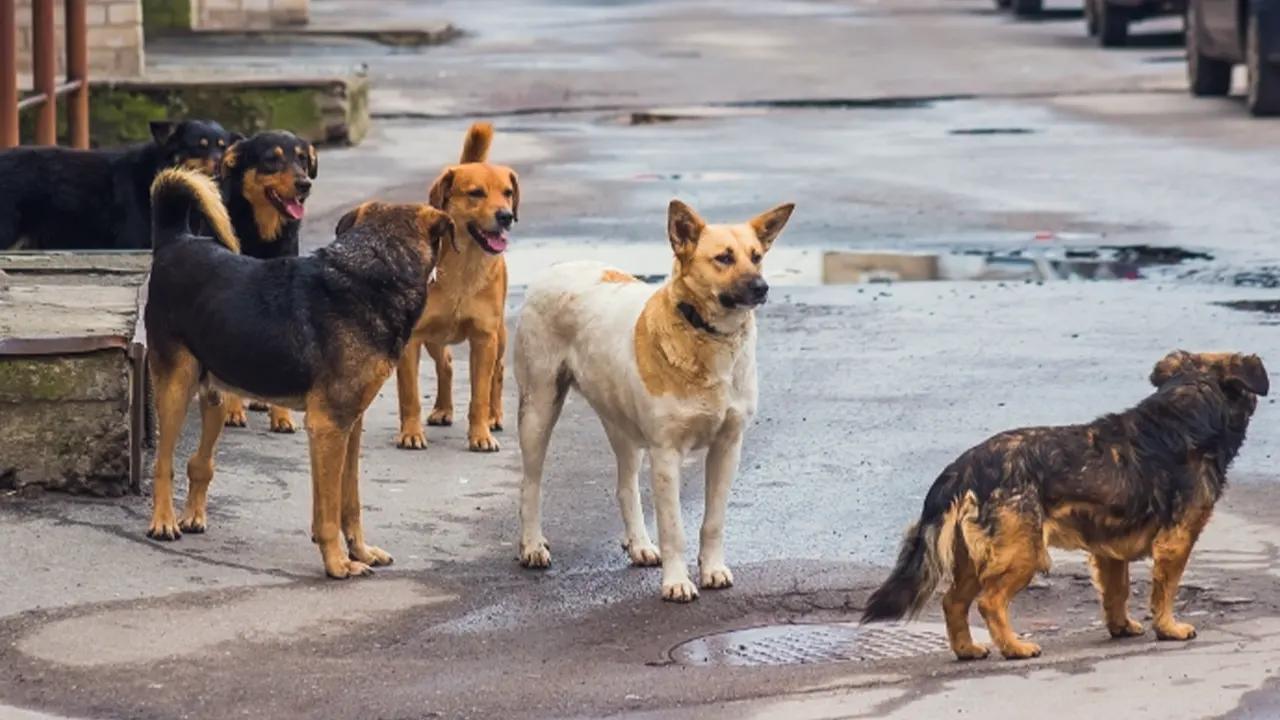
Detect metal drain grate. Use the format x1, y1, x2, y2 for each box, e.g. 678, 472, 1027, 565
669, 623, 959, 667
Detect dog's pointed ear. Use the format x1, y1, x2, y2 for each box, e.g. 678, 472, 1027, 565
748, 203, 795, 253
1227, 354, 1269, 396
149, 120, 177, 145
509, 170, 520, 223
419, 206, 458, 255
306, 144, 319, 179
228, 132, 245, 144
428, 168, 455, 211
1150, 350, 1194, 388
335, 202, 368, 236
668, 199, 705, 261
222, 139, 243, 172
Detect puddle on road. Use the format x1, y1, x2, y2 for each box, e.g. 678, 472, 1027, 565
668, 622, 988, 667
506, 240, 1212, 287
1216, 299, 1280, 324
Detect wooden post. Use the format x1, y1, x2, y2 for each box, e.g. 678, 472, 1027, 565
65, 0, 86, 148
31, 0, 56, 145
0, 0, 17, 148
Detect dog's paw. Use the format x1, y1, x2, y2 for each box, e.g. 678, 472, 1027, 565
427, 408, 453, 426
177, 508, 207, 534
999, 639, 1041, 660
490, 418, 504, 432
396, 424, 428, 450
348, 542, 394, 567
1156, 621, 1197, 641
623, 539, 661, 567
700, 564, 734, 590
223, 409, 248, 428
146, 512, 182, 541
269, 411, 296, 434
468, 431, 500, 453
325, 559, 375, 580
662, 578, 700, 603
952, 643, 991, 661
1108, 619, 1145, 638
519, 538, 552, 569
248, 400, 269, 412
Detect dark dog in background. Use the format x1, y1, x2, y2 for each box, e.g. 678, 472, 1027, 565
862, 351, 1267, 661
214, 130, 318, 432
0, 119, 237, 250
145, 168, 452, 578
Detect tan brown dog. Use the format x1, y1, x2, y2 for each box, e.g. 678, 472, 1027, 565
395, 122, 519, 452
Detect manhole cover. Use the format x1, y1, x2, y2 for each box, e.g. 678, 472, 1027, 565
669, 623, 979, 667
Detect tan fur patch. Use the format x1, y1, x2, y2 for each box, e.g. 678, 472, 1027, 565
600, 269, 638, 283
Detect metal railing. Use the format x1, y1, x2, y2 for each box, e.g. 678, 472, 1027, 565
1, 0, 89, 149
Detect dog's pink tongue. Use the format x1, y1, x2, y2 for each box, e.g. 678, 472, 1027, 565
486, 232, 509, 253
284, 199, 305, 221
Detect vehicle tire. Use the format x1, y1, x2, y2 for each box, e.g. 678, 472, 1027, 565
1011, 0, 1042, 17
1098, 1, 1130, 47
1247, 14, 1280, 115
1186, 0, 1233, 95
1085, 0, 1100, 35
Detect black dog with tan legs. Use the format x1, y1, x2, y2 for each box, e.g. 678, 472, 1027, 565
144, 168, 453, 579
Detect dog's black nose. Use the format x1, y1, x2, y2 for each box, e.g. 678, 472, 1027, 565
495, 208, 514, 229
747, 276, 769, 303
295, 177, 312, 196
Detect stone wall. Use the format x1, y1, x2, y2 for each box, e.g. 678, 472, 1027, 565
191, 0, 308, 29
14, 0, 145, 79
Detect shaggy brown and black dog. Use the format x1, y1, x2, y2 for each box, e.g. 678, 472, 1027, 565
862, 351, 1267, 660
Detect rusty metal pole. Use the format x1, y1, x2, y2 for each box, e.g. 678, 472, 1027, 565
31, 0, 55, 145
65, 0, 85, 148
0, 0, 17, 148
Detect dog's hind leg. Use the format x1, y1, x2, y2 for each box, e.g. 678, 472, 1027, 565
223, 393, 248, 428
267, 405, 296, 434
975, 506, 1045, 659
396, 340, 429, 449
341, 415, 392, 568
943, 541, 989, 660
603, 422, 657, 567
1151, 508, 1212, 641
426, 342, 455, 427
698, 431, 743, 590
306, 409, 370, 579
488, 324, 506, 432
147, 349, 199, 541
1090, 555, 1143, 638
466, 333, 501, 452
651, 447, 697, 602
515, 370, 567, 569
178, 390, 225, 534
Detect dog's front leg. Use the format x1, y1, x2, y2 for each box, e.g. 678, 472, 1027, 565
341, 415, 392, 568
699, 432, 743, 590
306, 411, 371, 579
467, 332, 501, 452
1151, 509, 1211, 641
651, 447, 697, 602
395, 340, 428, 449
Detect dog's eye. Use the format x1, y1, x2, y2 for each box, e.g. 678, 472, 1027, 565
199, 138, 209, 148
715, 251, 735, 265
751, 252, 762, 265
217, 139, 226, 148
503, 188, 514, 198
468, 188, 486, 199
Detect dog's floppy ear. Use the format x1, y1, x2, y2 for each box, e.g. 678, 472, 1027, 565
419, 205, 459, 255
335, 202, 368, 236
1150, 350, 1194, 388
509, 170, 520, 223
668, 199, 705, 261
1227, 354, 1269, 396
150, 120, 177, 145
222, 139, 243, 171
748, 203, 795, 253
428, 168, 455, 211
306, 144, 319, 179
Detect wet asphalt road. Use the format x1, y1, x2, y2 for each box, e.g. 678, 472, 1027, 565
5, 0, 1280, 718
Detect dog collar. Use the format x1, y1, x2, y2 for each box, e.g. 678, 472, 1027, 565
677, 301, 721, 336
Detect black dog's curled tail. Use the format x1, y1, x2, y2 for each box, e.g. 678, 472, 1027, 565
861, 491, 974, 624
150, 168, 239, 253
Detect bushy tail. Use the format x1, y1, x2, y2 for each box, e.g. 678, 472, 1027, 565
459, 121, 493, 164
150, 167, 238, 253
861, 491, 972, 623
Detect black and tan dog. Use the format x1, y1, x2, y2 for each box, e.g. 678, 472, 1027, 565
0, 119, 237, 250
144, 167, 452, 578
214, 130, 319, 433
863, 351, 1267, 660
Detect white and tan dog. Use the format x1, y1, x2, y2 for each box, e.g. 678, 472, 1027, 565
513, 199, 794, 602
